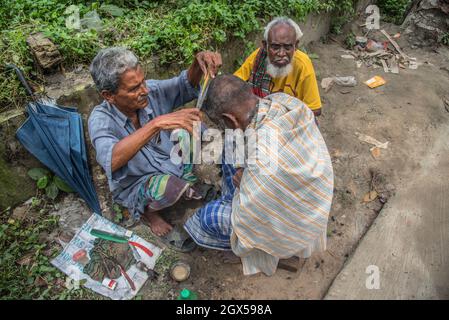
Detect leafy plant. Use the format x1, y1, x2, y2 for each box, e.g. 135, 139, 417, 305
329, 0, 356, 35
0, 206, 102, 300
112, 203, 123, 223
27, 168, 74, 200
0, 0, 360, 112
345, 32, 356, 49
440, 33, 449, 46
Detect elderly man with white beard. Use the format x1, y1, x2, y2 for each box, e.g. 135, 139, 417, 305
234, 17, 322, 117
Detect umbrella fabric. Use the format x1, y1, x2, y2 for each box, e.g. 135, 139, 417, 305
16, 101, 101, 214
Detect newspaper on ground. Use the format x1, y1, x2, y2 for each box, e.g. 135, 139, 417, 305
51, 213, 162, 300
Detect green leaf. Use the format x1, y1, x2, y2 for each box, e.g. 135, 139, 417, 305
54, 176, 74, 193
37, 176, 49, 189
113, 211, 123, 223
45, 182, 59, 200
28, 168, 50, 181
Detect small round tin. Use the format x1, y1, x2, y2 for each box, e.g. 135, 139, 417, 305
170, 261, 191, 282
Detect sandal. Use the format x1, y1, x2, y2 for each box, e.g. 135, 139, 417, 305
159, 225, 197, 253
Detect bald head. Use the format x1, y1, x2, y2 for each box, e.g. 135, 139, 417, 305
202, 75, 258, 130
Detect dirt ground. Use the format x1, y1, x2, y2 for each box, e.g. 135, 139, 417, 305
131, 23, 449, 300
6, 19, 448, 299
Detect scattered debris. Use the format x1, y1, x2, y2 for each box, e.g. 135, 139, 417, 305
334, 76, 357, 87
380, 29, 410, 61
346, 28, 419, 75
371, 147, 382, 159
356, 132, 389, 150
390, 58, 399, 74
363, 190, 378, 203
364, 76, 386, 89
321, 77, 335, 92
362, 170, 385, 203
355, 36, 367, 47
381, 59, 389, 73
26, 32, 63, 73
408, 58, 419, 70
322, 76, 357, 92
366, 39, 387, 52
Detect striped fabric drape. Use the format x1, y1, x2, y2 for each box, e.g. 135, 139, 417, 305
230, 93, 334, 276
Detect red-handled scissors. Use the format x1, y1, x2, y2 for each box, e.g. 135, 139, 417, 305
129, 241, 153, 257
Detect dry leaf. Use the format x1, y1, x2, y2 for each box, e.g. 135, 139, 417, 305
16, 253, 34, 266
371, 147, 381, 159
356, 132, 389, 149
34, 276, 47, 287
331, 149, 342, 158
363, 190, 378, 202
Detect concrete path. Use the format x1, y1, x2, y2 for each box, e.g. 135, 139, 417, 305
325, 124, 449, 299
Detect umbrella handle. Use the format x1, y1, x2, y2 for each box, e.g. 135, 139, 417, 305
5, 63, 35, 99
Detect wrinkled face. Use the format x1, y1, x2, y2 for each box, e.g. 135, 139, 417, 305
265, 23, 298, 68
104, 65, 149, 112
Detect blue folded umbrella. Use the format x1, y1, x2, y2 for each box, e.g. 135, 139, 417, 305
16, 100, 101, 214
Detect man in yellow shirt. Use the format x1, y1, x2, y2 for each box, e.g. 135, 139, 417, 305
234, 17, 322, 116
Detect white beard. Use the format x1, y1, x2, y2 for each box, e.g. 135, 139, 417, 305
266, 58, 293, 78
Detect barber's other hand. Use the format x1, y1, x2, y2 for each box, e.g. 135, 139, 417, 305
195, 51, 222, 78
153, 108, 201, 134
232, 168, 244, 188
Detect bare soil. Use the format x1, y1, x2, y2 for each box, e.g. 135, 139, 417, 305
3, 20, 448, 300
135, 24, 449, 299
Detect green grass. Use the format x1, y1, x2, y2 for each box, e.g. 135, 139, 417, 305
0, 204, 102, 300
0, 0, 355, 112
377, 0, 413, 25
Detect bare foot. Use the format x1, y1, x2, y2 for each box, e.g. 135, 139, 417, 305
142, 211, 173, 237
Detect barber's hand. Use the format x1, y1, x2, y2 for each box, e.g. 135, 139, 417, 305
195, 51, 222, 78
152, 108, 201, 134
232, 168, 244, 188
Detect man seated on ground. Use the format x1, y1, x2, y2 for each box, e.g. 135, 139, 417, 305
234, 17, 322, 117
88, 47, 221, 250
184, 75, 334, 276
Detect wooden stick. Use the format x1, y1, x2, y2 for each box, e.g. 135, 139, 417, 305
380, 29, 410, 61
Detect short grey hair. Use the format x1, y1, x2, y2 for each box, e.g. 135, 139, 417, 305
90, 47, 139, 93
263, 17, 303, 43
203, 75, 255, 129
